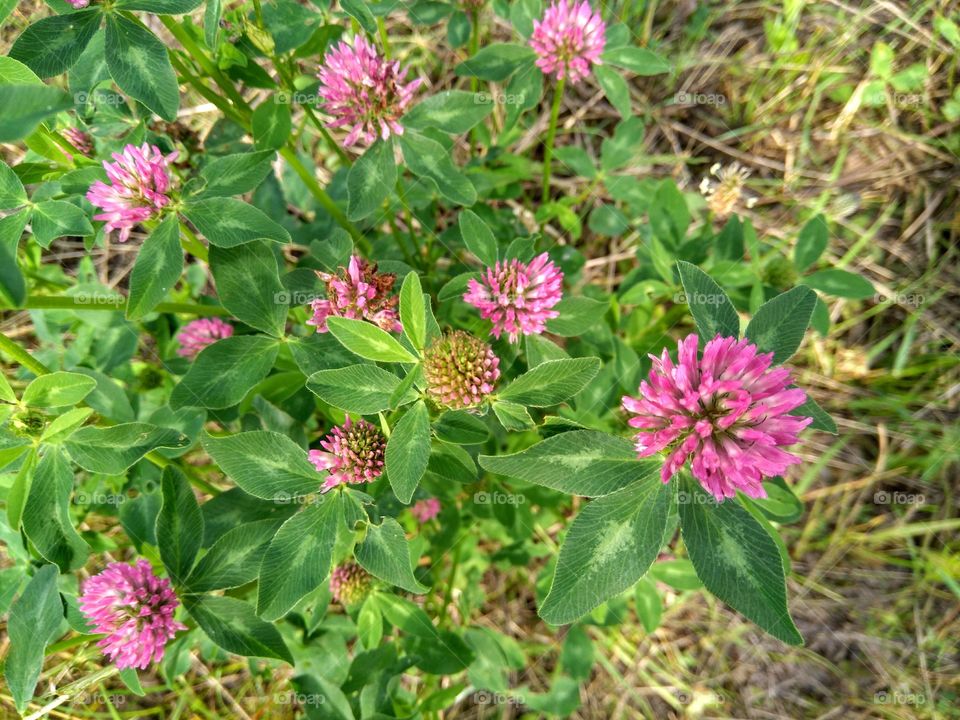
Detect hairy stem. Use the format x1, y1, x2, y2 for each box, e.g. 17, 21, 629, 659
179, 222, 209, 262
303, 104, 352, 166
469, 9, 480, 94
270, 56, 351, 166
280, 147, 367, 249
159, 15, 250, 114
541, 76, 565, 203
167, 53, 248, 127
0, 331, 50, 376
641, 0, 658, 46
378, 17, 391, 57
438, 540, 463, 626
394, 178, 420, 263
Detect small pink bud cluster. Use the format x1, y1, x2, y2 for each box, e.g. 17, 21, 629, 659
63, 127, 94, 157
309, 418, 387, 491
176, 318, 234, 358
411, 497, 441, 523
329, 562, 372, 605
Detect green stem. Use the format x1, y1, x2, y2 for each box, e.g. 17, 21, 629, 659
248, 0, 348, 167
574, 174, 604, 204
303, 104, 351, 165
159, 12, 363, 256
46, 128, 83, 163
387, 216, 412, 264
145, 451, 221, 495
437, 540, 463, 626
541, 76, 565, 203
640, 0, 658, 46
23, 295, 230, 316
167, 53, 248, 128
169, 58, 360, 251
45, 634, 102, 655
271, 59, 350, 166
377, 17, 391, 57
394, 178, 419, 263
0, 331, 50, 376
469, 10, 479, 94
468, 10, 481, 150
280, 147, 367, 249
179, 222, 208, 262
159, 15, 250, 114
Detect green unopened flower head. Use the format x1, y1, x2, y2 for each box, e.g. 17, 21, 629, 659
762, 255, 799, 290
422, 331, 500, 410
329, 562, 372, 606
138, 366, 165, 391
12, 409, 46, 438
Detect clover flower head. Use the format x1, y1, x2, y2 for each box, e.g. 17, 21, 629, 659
63, 127, 93, 157
762, 256, 799, 290
329, 561, 372, 605
86, 143, 177, 243
78, 559, 186, 670
699, 162, 756, 218
529, 0, 607, 84
66, 0, 90, 7
622, 334, 812, 501
411, 497, 441, 523
307, 255, 401, 334
309, 417, 387, 491
176, 317, 234, 358
463, 252, 563, 342
317, 35, 423, 147
423, 331, 500, 409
